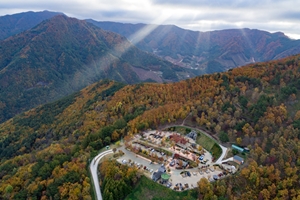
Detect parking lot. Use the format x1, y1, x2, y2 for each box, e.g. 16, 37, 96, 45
117, 146, 161, 177
168, 167, 224, 190
117, 145, 225, 190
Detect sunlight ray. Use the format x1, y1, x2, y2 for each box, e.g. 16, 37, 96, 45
239, 28, 256, 63
63, 13, 174, 91
128, 13, 172, 45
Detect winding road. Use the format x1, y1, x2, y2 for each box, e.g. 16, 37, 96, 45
215, 145, 228, 164
90, 149, 113, 200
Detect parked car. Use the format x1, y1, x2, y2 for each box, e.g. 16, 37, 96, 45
122, 159, 127, 164
186, 171, 191, 177
166, 182, 172, 188
169, 160, 175, 166
213, 175, 219, 180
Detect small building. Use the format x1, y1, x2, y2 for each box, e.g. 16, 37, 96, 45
176, 143, 189, 150
232, 144, 249, 153
152, 165, 166, 182
233, 155, 244, 165
191, 143, 197, 148
187, 130, 197, 141
173, 153, 181, 159
232, 144, 244, 152
152, 172, 162, 182
158, 165, 166, 173
161, 173, 171, 183
182, 161, 189, 168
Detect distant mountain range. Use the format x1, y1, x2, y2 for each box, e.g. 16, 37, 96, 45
0, 14, 188, 123
0, 10, 62, 40
2, 10, 300, 74
87, 20, 300, 73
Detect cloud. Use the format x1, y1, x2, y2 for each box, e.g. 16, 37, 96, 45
150, 0, 294, 9
280, 11, 300, 21
0, 0, 299, 39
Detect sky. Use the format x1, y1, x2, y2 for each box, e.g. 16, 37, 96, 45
1, 0, 300, 39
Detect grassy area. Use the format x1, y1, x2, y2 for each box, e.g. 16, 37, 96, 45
210, 143, 222, 159
196, 131, 215, 151
166, 126, 191, 135
125, 176, 198, 200
165, 126, 222, 160
196, 131, 222, 159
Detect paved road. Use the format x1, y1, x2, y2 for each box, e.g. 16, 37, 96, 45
90, 149, 113, 200
220, 157, 233, 163
215, 145, 228, 164
117, 146, 161, 172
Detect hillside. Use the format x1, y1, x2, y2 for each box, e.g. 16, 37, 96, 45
0, 14, 188, 123
1, 54, 300, 199
0, 10, 61, 40
88, 20, 300, 74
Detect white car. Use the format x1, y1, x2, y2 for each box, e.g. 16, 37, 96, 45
122, 159, 127, 164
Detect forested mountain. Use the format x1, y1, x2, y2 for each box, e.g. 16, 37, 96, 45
0, 14, 188, 123
1, 54, 300, 199
2, 11, 300, 77
0, 10, 61, 40
88, 19, 300, 73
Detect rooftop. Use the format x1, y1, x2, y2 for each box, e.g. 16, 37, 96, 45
233, 155, 244, 162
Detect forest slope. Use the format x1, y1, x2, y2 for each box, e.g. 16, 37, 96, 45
1, 54, 300, 199
0, 14, 187, 123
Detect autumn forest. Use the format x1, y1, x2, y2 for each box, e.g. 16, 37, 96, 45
1, 54, 300, 199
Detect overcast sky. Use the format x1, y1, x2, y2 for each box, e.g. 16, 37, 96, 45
1, 0, 300, 39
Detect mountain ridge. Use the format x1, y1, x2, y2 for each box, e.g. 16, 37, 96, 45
0, 10, 62, 40
1, 10, 300, 75
87, 19, 300, 73
0, 14, 188, 123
